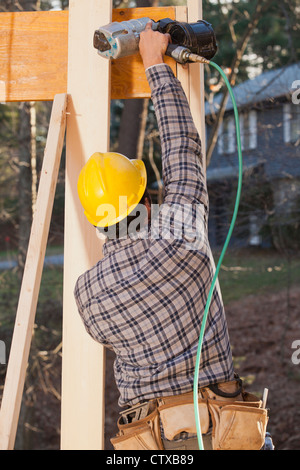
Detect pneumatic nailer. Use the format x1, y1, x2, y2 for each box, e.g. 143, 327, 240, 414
93, 17, 217, 65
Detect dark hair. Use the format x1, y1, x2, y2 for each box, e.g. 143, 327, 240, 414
97, 188, 151, 239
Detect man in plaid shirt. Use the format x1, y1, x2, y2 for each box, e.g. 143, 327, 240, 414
75, 23, 235, 449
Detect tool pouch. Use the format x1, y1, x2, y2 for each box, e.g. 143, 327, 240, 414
110, 402, 164, 451
157, 391, 210, 441
208, 393, 268, 450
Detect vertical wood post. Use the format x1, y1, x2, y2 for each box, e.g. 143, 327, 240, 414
187, 0, 206, 168
60, 0, 111, 450
187, 0, 222, 299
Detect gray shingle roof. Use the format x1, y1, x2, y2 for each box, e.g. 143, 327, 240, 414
205, 62, 300, 115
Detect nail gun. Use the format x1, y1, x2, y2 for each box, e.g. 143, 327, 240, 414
93, 17, 217, 65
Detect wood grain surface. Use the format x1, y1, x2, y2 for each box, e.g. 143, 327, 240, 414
0, 7, 176, 102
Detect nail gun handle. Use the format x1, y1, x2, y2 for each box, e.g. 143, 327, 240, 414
165, 43, 178, 57
148, 20, 191, 65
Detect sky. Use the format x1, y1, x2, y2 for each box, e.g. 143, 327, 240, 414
49, 0, 62, 10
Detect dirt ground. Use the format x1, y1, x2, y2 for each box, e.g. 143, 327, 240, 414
104, 286, 300, 451
224, 286, 300, 451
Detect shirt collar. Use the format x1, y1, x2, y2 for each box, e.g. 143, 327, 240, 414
102, 223, 151, 256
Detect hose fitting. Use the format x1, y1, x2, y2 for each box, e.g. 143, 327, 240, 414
186, 53, 210, 65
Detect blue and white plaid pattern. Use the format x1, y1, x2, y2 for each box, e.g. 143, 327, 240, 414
74, 64, 234, 407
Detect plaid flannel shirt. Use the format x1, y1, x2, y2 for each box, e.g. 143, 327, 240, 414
74, 64, 234, 407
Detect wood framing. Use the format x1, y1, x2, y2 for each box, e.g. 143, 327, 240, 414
0, 11, 69, 102
175, 2, 206, 162
187, 0, 206, 163
0, 93, 67, 451
0, 0, 205, 451
60, 0, 205, 451
60, 0, 111, 451
0, 7, 176, 102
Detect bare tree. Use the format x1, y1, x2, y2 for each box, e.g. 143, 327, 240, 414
17, 102, 33, 274
1, 1, 41, 274
206, 0, 276, 166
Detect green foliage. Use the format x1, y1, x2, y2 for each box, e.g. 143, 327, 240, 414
0, 103, 20, 231
0, 103, 19, 143
202, 1, 299, 83
252, 1, 300, 70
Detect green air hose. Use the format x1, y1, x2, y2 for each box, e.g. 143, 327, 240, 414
189, 58, 243, 450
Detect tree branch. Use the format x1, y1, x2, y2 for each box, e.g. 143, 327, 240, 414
206, 0, 275, 167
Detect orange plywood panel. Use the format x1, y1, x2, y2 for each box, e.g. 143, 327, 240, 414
0, 11, 69, 102
0, 7, 176, 102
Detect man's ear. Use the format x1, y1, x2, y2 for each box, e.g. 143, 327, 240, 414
145, 195, 151, 220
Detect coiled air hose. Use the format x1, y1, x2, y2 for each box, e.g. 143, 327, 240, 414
188, 57, 243, 450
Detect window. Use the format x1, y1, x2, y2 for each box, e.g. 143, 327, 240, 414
240, 110, 257, 151
283, 103, 300, 144
218, 115, 235, 154
218, 110, 257, 155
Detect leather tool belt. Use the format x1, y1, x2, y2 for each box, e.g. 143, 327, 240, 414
110, 376, 269, 451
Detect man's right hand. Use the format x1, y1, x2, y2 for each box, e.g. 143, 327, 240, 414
139, 21, 171, 70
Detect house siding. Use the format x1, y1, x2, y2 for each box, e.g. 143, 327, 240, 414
206, 98, 300, 248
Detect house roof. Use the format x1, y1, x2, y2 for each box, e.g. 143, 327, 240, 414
205, 62, 300, 115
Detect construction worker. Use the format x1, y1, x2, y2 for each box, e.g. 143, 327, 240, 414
75, 22, 269, 450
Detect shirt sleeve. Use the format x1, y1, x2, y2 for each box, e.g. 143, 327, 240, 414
145, 63, 208, 212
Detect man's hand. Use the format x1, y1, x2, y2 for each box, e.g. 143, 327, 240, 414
139, 21, 171, 70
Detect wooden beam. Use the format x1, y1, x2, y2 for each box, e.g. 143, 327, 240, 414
0, 11, 69, 102
0, 93, 67, 451
60, 0, 111, 450
0, 7, 176, 102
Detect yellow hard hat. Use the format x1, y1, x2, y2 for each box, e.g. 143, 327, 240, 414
77, 152, 147, 227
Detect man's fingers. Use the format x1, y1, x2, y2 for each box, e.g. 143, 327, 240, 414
165, 33, 172, 44
145, 20, 153, 30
